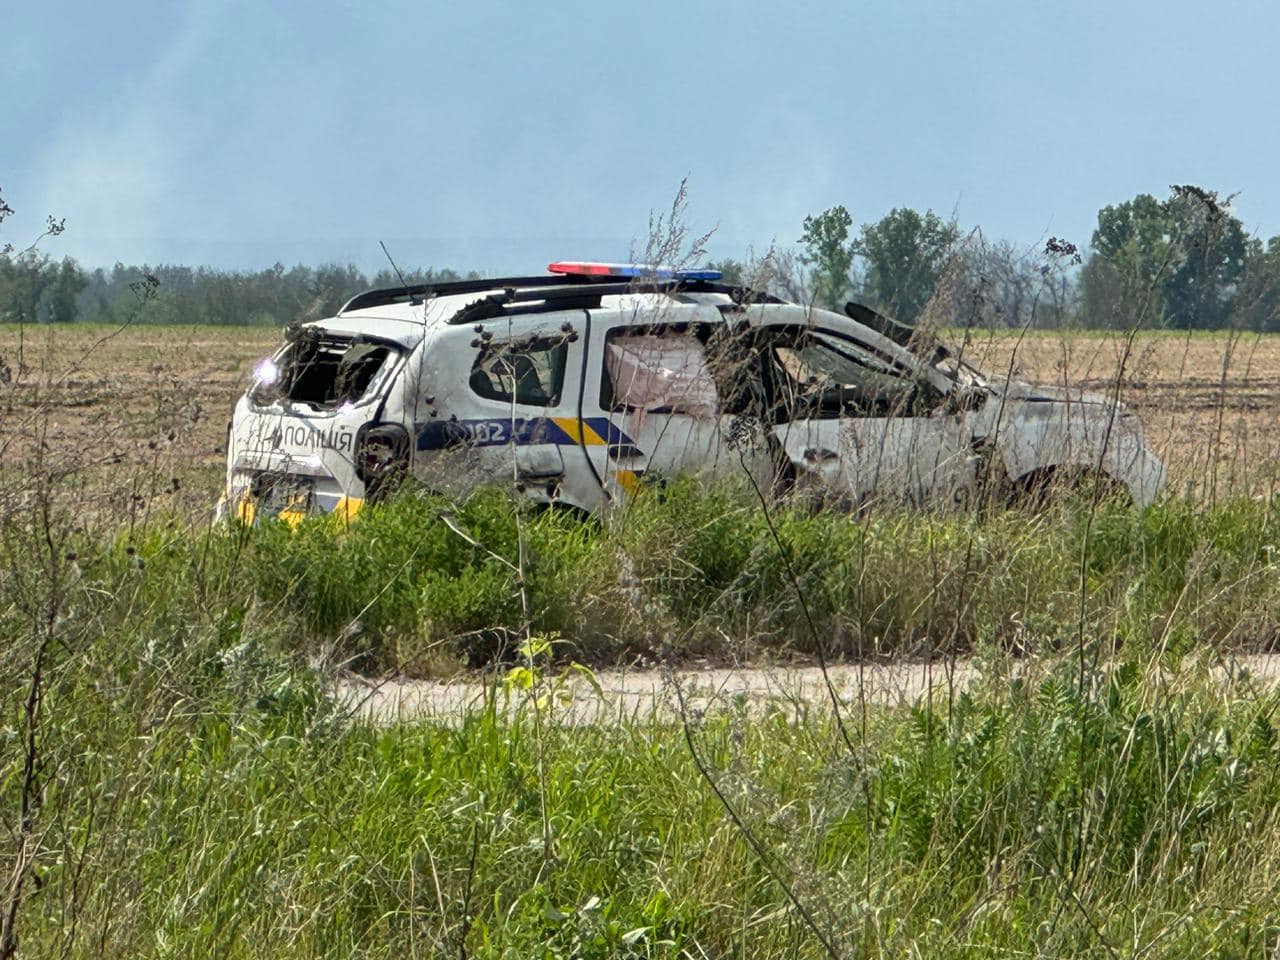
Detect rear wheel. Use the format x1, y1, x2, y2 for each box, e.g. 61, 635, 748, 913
1013, 466, 1132, 509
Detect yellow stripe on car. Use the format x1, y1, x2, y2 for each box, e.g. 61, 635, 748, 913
332, 496, 363, 522
613, 470, 643, 495
553, 417, 645, 496
277, 508, 306, 529
231, 492, 363, 527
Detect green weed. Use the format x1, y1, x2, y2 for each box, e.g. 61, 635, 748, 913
6, 483, 1280, 956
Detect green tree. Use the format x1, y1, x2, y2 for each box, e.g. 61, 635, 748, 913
308, 263, 371, 318
705, 258, 745, 286
1231, 236, 1280, 332
799, 206, 855, 309
0, 254, 82, 322
856, 208, 960, 324
1083, 186, 1248, 329
44, 257, 86, 322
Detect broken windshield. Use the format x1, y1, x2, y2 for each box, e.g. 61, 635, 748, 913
250, 331, 402, 411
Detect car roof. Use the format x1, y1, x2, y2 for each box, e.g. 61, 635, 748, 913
306, 274, 938, 379
301, 310, 427, 347
311, 279, 749, 346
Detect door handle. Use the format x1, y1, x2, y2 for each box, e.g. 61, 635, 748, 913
608, 444, 645, 461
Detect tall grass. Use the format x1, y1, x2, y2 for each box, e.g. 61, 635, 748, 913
5, 482, 1280, 956
4, 595, 1280, 955
82, 480, 1280, 673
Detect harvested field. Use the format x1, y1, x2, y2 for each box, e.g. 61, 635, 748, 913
955, 327, 1280, 499
2, 323, 1278, 521
0, 323, 278, 521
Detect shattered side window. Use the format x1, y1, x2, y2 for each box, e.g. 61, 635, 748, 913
469, 339, 567, 407
704, 325, 769, 416
770, 330, 929, 419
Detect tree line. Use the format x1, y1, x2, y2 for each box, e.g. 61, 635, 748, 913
0, 259, 483, 327
775, 184, 1280, 331
2, 184, 1278, 331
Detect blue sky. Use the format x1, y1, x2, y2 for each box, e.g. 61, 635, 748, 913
4, 0, 1278, 272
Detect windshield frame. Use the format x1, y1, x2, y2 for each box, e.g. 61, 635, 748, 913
248, 331, 407, 413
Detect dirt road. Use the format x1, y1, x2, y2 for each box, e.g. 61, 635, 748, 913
338, 653, 1280, 724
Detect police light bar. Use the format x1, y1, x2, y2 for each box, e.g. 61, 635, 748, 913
547, 261, 723, 281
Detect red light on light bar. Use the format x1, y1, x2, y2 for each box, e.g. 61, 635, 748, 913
548, 261, 618, 276
547, 261, 723, 281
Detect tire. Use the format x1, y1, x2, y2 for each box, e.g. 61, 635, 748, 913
1013, 466, 1132, 510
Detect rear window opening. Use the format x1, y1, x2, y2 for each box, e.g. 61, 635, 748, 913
251, 332, 401, 410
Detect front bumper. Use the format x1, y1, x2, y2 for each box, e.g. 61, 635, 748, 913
217, 469, 364, 527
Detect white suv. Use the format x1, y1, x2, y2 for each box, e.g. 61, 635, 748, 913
221, 262, 1165, 523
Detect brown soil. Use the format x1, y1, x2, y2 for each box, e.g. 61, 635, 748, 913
0, 323, 278, 523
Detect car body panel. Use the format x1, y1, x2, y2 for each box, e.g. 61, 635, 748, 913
976, 386, 1166, 504
221, 276, 1167, 522
774, 414, 979, 508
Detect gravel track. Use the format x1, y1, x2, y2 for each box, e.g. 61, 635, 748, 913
337, 653, 1280, 725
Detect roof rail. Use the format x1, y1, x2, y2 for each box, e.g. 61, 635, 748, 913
340, 273, 786, 317
444, 279, 784, 325
339, 273, 624, 314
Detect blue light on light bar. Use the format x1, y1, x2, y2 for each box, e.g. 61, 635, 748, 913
548, 261, 723, 281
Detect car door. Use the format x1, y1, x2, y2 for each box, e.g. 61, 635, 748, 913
579, 308, 775, 502
414, 327, 600, 508
764, 326, 977, 508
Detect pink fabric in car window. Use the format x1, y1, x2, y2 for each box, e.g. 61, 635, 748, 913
605, 335, 718, 429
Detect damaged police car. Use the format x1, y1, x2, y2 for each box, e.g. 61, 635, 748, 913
221, 261, 1165, 523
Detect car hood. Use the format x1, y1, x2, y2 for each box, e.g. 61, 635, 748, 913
990, 378, 1119, 408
